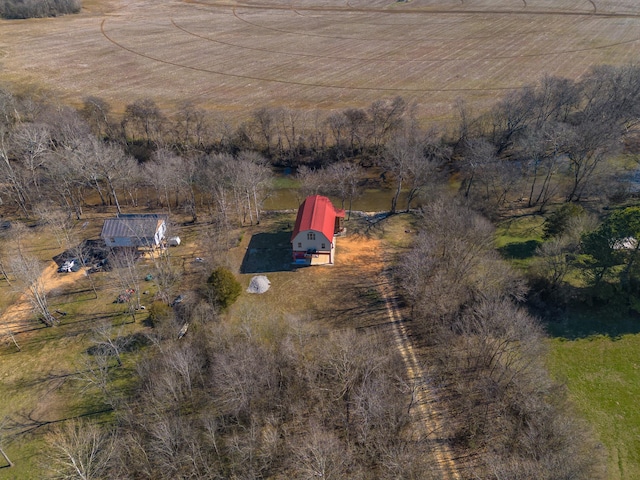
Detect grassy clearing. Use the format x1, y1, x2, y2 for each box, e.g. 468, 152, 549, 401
0, 209, 417, 477
496, 210, 640, 480
495, 214, 545, 268
0, 292, 144, 477
0, 222, 160, 477
548, 334, 640, 480
228, 211, 412, 332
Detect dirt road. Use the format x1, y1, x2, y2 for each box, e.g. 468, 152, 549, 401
379, 271, 460, 479
320, 232, 460, 479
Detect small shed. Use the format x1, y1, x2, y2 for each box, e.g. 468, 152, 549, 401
291, 195, 345, 265
101, 214, 168, 248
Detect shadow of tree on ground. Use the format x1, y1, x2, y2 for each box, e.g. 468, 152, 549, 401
537, 286, 640, 340
240, 232, 293, 274
498, 239, 541, 260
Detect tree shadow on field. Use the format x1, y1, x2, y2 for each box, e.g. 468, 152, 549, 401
240, 232, 293, 274
498, 239, 541, 260
542, 305, 640, 341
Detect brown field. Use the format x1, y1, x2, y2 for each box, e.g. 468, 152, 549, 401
1, 0, 640, 122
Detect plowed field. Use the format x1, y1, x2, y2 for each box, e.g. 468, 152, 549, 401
1, 0, 640, 120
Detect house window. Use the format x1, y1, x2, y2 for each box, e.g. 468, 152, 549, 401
321, 243, 326, 249
297, 242, 302, 248
307, 232, 315, 240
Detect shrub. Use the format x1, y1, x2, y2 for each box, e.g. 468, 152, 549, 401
543, 203, 585, 239
206, 267, 242, 311
147, 301, 173, 327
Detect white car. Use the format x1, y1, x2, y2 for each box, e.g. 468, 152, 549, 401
58, 260, 75, 273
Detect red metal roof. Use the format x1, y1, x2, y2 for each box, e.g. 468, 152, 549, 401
291, 195, 345, 242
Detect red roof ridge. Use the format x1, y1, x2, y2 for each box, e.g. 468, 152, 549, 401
291, 195, 343, 242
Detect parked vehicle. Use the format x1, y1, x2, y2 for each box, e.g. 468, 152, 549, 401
58, 260, 77, 273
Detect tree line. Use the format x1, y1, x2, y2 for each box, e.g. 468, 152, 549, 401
454, 66, 640, 214
2, 64, 640, 225
0, 0, 80, 19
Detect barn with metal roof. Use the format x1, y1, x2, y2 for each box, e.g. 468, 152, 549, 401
291, 195, 345, 265
101, 214, 168, 248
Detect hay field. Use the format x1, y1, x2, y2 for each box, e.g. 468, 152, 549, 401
1, 0, 640, 120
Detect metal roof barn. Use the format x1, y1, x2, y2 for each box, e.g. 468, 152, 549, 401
291, 195, 345, 266
101, 214, 168, 248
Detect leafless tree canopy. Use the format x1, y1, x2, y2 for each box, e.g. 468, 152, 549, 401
0, 65, 639, 220
398, 196, 603, 479
56, 316, 439, 479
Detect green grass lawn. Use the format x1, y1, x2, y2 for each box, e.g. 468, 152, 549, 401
495, 214, 545, 268
548, 333, 640, 480
0, 225, 156, 478
495, 209, 640, 479
0, 297, 145, 479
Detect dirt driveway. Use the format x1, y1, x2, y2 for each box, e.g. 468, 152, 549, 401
0, 262, 86, 346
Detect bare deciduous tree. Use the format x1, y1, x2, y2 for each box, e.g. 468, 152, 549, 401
325, 161, 362, 215
296, 165, 327, 202
235, 151, 272, 225
81, 96, 114, 140
293, 424, 353, 480
368, 96, 408, 154
10, 122, 51, 198
8, 227, 57, 326
172, 100, 212, 150
144, 148, 181, 211
561, 119, 620, 203
0, 122, 32, 216
122, 98, 164, 146
45, 419, 114, 480
382, 133, 421, 214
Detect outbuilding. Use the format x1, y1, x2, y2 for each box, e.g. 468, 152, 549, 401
101, 213, 168, 249
291, 195, 345, 265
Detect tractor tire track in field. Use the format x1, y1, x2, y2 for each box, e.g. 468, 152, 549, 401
229, 6, 547, 43
100, 18, 522, 93
171, 17, 399, 62
377, 267, 460, 480
184, 0, 639, 18
227, 8, 640, 60
173, 15, 536, 63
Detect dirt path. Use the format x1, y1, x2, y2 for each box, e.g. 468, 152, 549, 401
378, 270, 460, 479
327, 232, 460, 478
0, 262, 86, 346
